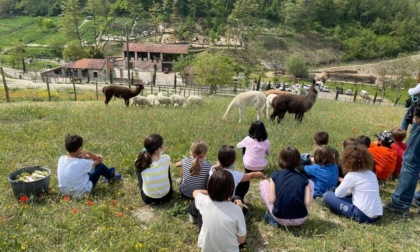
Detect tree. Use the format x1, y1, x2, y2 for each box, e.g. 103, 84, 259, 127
389, 55, 414, 101
8, 41, 26, 71
149, 1, 162, 43
286, 53, 308, 78
60, 0, 83, 43
62, 40, 88, 61
191, 52, 234, 94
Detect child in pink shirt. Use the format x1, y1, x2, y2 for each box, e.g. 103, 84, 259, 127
390, 128, 407, 177
236, 120, 270, 202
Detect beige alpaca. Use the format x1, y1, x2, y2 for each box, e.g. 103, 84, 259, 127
222, 91, 266, 123
265, 94, 278, 119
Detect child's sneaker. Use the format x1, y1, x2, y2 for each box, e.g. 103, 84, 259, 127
103, 167, 121, 183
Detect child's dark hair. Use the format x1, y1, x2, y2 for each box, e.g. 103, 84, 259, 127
249, 120, 268, 142
314, 131, 329, 145
313, 145, 335, 165
212, 145, 236, 172
135, 134, 164, 173
342, 137, 357, 149
341, 146, 374, 173
189, 141, 208, 176
208, 169, 234, 201
278, 146, 301, 170
391, 128, 406, 143
65, 134, 83, 153
356, 135, 371, 148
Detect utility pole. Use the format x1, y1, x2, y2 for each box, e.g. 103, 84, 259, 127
126, 23, 131, 88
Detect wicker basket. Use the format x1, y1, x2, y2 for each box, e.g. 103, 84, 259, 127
8, 166, 51, 199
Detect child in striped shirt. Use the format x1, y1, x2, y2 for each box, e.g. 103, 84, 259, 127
176, 141, 212, 198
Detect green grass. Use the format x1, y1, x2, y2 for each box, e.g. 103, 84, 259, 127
0, 16, 34, 36
0, 89, 419, 251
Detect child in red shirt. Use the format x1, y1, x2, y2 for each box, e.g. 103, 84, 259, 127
390, 128, 407, 177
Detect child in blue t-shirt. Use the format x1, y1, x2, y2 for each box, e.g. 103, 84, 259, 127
259, 146, 314, 227
300, 145, 338, 198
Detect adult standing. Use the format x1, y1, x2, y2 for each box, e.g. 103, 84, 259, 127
385, 106, 420, 216
401, 82, 420, 130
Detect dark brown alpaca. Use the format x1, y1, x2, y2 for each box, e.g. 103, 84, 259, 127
102, 84, 144, 107
270, 79, 318, 124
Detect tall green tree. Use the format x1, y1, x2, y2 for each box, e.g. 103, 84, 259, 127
62, 40, 88, 61
192, 52, 234, 94
60, 0, 83, 43
285, 53, 308, 78
8, 41, 26, 70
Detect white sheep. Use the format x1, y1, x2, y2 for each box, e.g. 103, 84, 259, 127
265, 94, 278, 118
170, 94, 187, 107
146, 94, 160, 105
156, 94, 171, 107
130, 95, 152, 107
187, 95, 204, 106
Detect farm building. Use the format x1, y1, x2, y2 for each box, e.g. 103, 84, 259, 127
42, 58, 110, 83
116, 43, 189, 73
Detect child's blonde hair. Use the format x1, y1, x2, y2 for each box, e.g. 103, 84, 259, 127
189, 141, 208, 176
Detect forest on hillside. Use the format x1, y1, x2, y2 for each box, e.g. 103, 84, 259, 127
1, 0, 420, 62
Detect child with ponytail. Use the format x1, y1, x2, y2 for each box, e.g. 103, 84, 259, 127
176, 141, 211, 198
135, 134, 173, 205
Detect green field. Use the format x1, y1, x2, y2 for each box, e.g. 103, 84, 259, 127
0, 90, 419, 251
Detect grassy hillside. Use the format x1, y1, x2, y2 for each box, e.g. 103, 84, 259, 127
0, 91, 419, 251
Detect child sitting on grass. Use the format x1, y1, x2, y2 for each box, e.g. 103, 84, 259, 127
192, 169, 247, 251
324, 146, 382, 223
236, 120, 271, 201
298, 145, 338, 198
368, 131, 397, 181
390, 128, 407, 177
175, 141, 211, 199
301, 131, 339, 166
57, 134, 121, 198
135, 134, 172, 205
260, 146, 314, 227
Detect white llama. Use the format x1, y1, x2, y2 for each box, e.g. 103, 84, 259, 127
222, 91, 266, 123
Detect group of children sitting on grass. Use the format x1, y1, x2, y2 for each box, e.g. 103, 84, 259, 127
57, 120, 409, 251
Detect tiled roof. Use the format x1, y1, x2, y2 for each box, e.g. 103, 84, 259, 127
64, 58, 107, 70
122, 43, 189, 54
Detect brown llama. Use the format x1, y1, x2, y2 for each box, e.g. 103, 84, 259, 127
270, 79, 318, 124
102, 84, 144, 107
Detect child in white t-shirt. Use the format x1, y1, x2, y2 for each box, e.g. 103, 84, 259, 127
193, 169, 246, 252
57, 134, 121, 198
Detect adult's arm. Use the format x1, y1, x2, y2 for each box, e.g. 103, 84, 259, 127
408, 83, 420, 96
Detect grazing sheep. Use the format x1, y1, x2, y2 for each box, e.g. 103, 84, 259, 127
102, 84, 144, 107
270, 79, 318, 124
187, 95, 204, 106
222, 91, 266, 123
156, 94, 171, 107
130, 95, 151, 107
170, 94, 186, 107
146, 94, 160, 106
265, 94, 278, 119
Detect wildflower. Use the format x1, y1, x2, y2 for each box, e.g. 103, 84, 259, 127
111, 200, 117, 206
20, 195, 28, 203
20, 245, 25, 250
353, 127, 357, 136
63, 196, 70, 201
72, 209, 79, 213
117, 212, 123, 217
87, 201, 94, 206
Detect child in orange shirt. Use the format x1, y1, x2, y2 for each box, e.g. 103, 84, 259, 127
368, 131, 397, 181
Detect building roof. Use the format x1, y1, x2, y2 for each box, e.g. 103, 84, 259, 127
122, 43, 189, 54
64, 58, 107, 70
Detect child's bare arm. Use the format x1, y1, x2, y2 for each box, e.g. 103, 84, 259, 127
304, 185, 312, 208
237, 235, 246, 244
79, 150, 102, 165
240, 172, 265, 182
175, 161, 181, 167
268, 179, 276, 204
192, 189, 208, 199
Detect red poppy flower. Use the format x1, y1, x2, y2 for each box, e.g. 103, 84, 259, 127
63, 196, 70, 201
353, 128, 357, 136
111, 200, 117, 205
20, 195, 28, 203
72, 209, 79, 213
117, 212, 123, 217
87, 201, 94, 206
